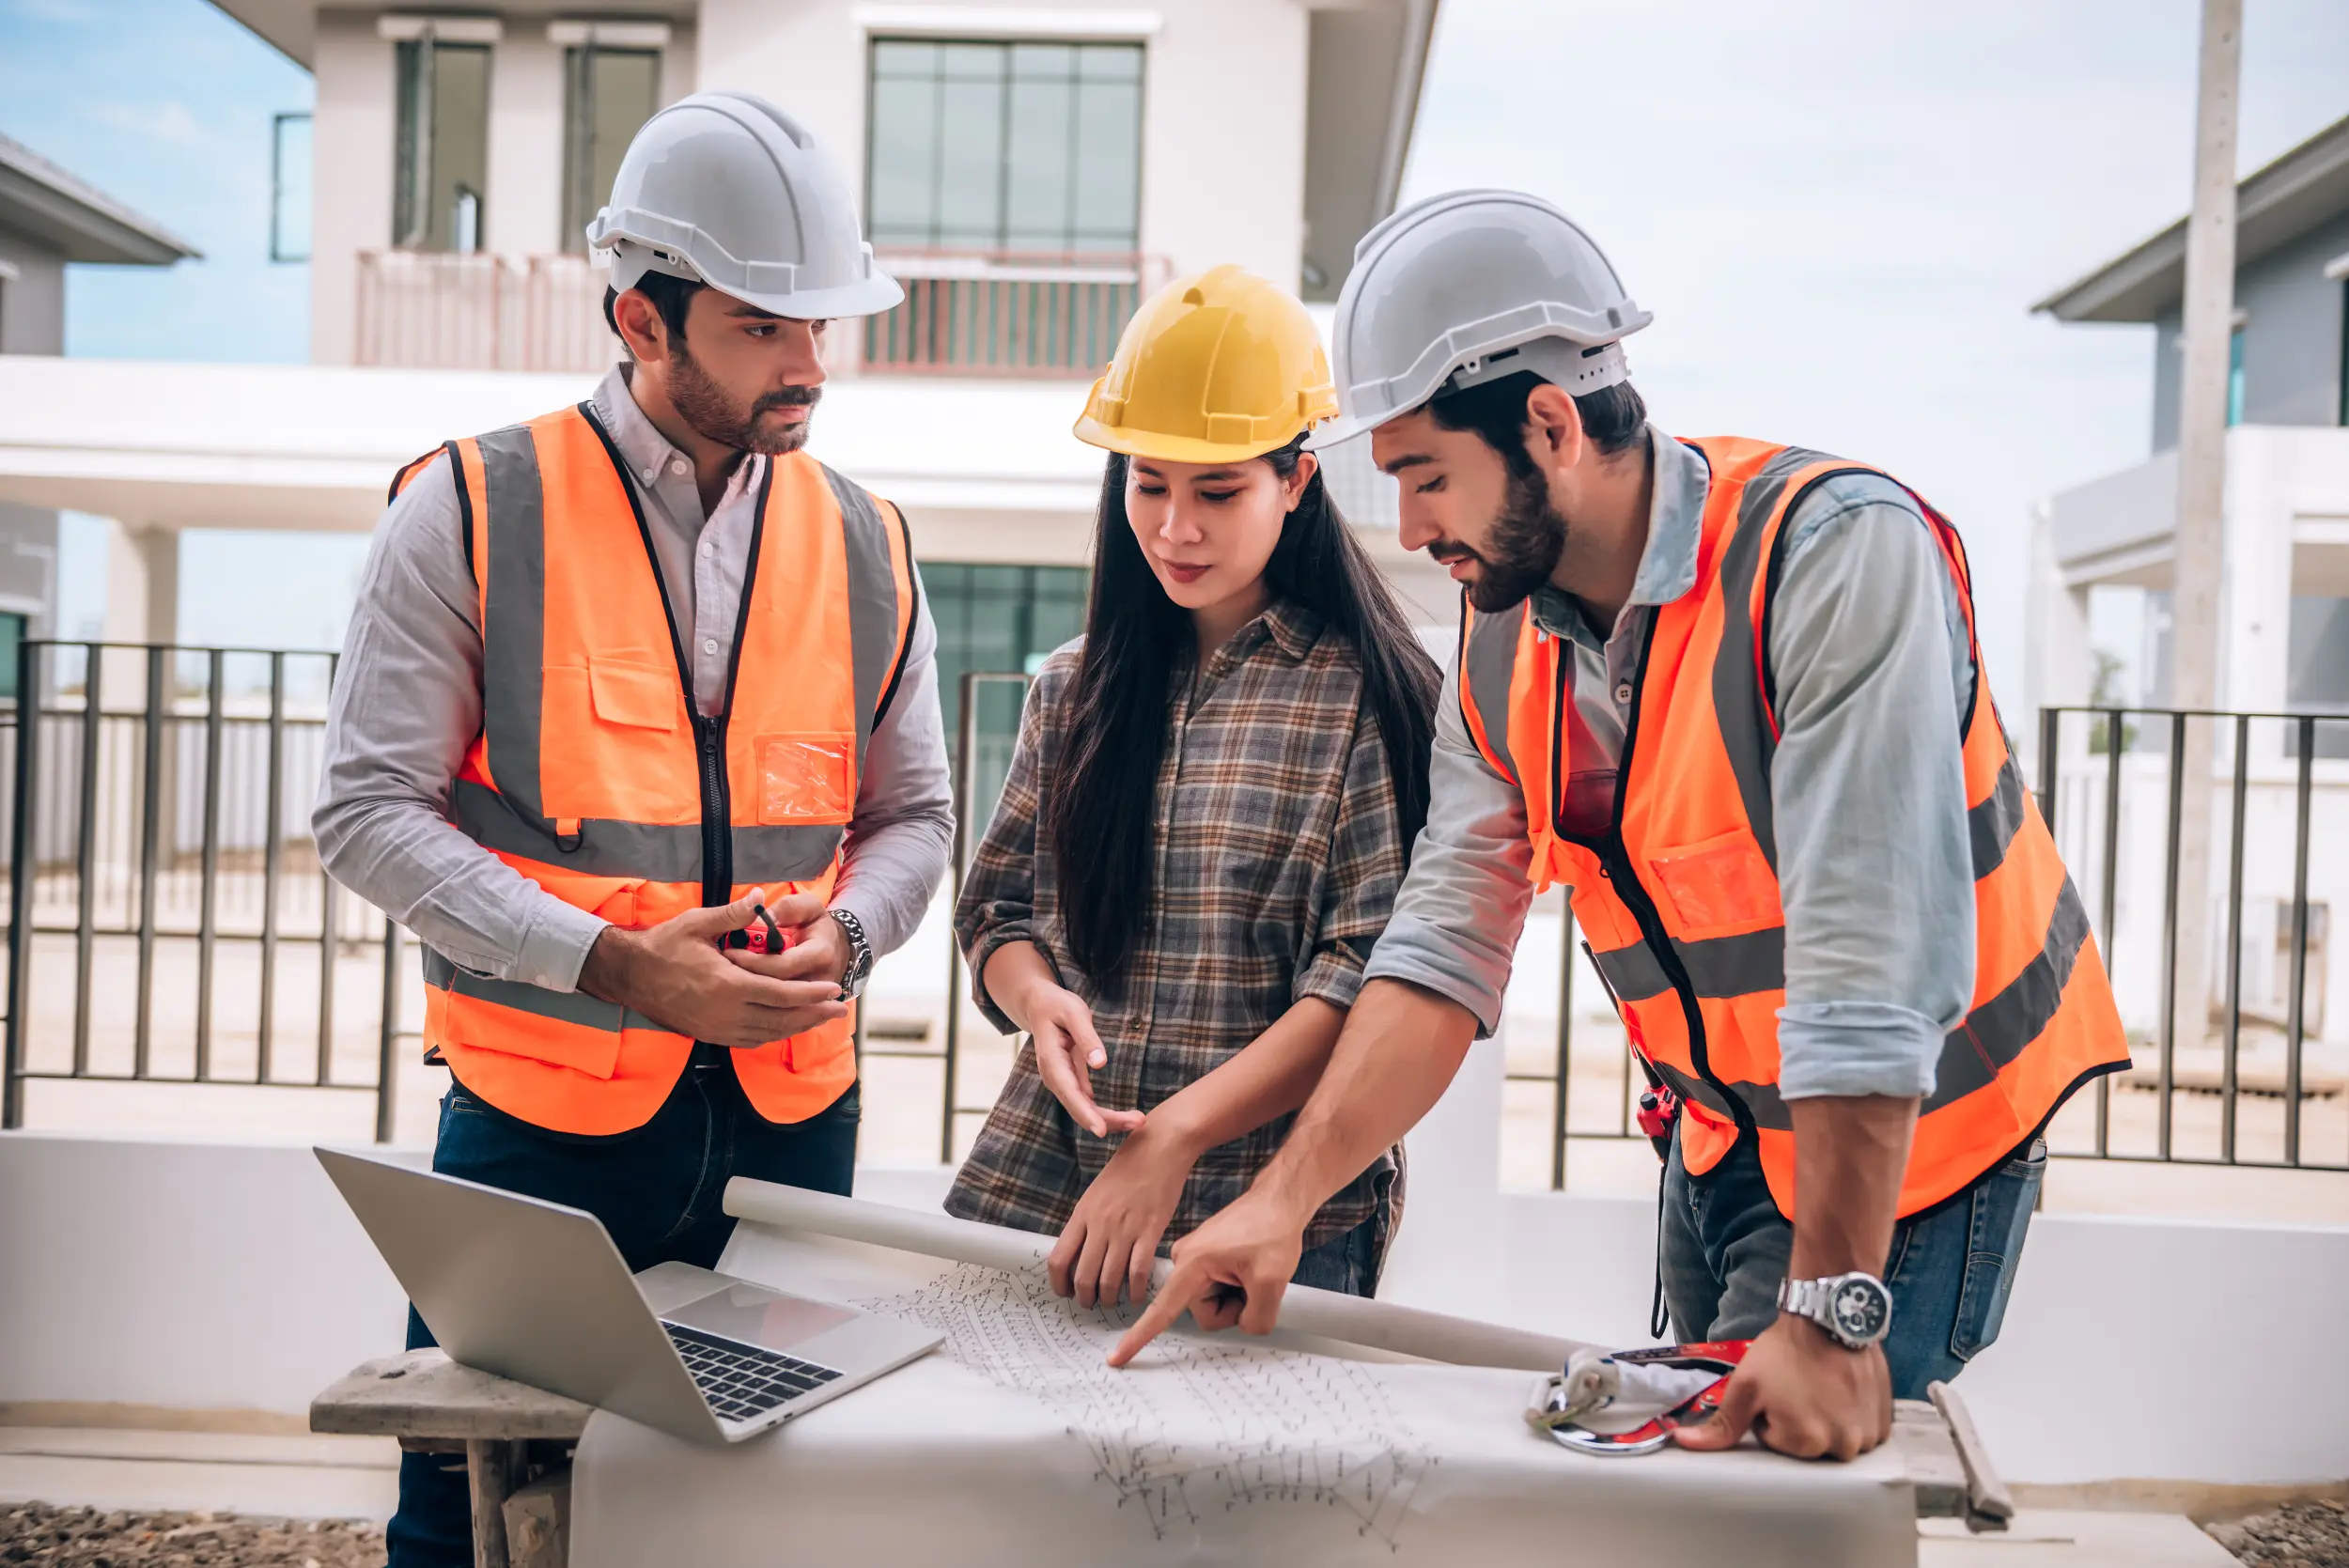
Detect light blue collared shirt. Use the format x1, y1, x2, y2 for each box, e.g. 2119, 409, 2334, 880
1365, 427, 1977, 1101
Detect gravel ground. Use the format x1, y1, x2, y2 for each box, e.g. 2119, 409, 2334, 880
0, 1504, 383, 1567
2207, 1499, 2349, 1567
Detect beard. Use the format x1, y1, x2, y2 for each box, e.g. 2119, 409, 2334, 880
667, 344, 821, 456
1456, 464, 1569, 613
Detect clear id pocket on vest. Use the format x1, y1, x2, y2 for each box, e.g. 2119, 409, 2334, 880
1646, 829, 1782, 936
756, 732, 856, 825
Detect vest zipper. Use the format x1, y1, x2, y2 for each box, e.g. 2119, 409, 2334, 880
1554, 619, 1755, 1141
696, 715, 732, 908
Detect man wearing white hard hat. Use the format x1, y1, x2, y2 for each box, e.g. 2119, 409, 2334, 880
1115, 190, 2127, 1462
316, 93, 950, 1562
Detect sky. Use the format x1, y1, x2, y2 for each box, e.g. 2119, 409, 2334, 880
3, 0, 2349, 675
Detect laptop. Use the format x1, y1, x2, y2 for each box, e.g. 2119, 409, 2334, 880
318, 1148, 942, 1445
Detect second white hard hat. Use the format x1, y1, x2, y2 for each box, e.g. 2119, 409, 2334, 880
1308, 189, 1652, 449
586, 91, 903, 319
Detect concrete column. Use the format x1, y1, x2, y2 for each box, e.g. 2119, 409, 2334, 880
101, 521, 178, 646
2023, 501, 2093, 768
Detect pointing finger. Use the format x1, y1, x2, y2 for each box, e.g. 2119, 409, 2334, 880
1108, 1259, 1202, 1368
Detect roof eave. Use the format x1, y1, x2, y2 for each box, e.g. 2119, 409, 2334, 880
0, 153, 202, 268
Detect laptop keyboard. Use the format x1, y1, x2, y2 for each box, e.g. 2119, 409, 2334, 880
664, 1322, 844, 1423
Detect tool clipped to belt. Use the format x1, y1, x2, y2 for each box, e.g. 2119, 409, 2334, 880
1524, 1341, 1751, 1456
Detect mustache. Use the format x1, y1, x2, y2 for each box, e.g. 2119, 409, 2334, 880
754, 385, 822, 413
1426, 542, 1477, 565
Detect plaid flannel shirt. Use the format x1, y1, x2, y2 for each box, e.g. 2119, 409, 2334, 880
944, 599, 1408, 1256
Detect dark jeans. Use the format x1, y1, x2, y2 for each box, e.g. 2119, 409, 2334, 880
385, 1061, 862, 1568
1657, 1128, 2046, 1400
1289, 1213, 1382, 1296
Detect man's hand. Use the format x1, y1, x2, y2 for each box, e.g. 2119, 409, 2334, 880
1023, 983, 1143, 1140
1672, 1313, 1893, 1461
576, 888, 846, 1048
1048, 1120, 1193, 1310
723, 897, 849, 988
1106, 1185, 1307, 1368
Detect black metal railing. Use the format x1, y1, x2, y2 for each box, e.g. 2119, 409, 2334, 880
2032, 706, 2341, 1172
1, 641, 410, 1140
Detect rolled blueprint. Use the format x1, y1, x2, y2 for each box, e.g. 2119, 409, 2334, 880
723, 1177, 1595, 1374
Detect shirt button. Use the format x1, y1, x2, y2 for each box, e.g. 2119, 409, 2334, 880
702, 638, 720, 656
640, 466, 658, 483
670, 458, 690, 476
533, 973, 550, 986
700, 539, 715, 557
1613, 681, 1634, 706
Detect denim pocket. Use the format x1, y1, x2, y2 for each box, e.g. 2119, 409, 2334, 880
1949, 1138, 2046, 1361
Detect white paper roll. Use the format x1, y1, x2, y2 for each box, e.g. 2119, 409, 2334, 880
722, 1177, 1595, 1374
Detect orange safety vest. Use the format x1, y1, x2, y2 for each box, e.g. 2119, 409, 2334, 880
1458, 437, 2127, 1219
388, 402, 916, 1136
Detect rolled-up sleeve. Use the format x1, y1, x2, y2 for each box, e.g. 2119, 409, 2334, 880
1769, 475, 1976, 1101
1293, 708, 1408, 1012
1360, 653, 1536, 1035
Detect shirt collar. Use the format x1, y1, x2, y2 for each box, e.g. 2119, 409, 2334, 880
1529, 423, 1705, 636
591, 363, 760, 503
1258, 598, 1323, 663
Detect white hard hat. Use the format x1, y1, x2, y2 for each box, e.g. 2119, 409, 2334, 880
586, 91, 903, 319
1308, 189, 1652, 449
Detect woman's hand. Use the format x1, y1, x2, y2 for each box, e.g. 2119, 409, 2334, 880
1019, 982, 1145, 1140
1049, 1121, 1196, 1309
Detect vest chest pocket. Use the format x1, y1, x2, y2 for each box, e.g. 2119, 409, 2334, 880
756, 733, 856, 825
587, 660, 683, 731
1646, 828, 1783, 938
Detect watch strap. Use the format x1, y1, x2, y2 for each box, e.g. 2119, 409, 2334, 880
829, 907, 874, 999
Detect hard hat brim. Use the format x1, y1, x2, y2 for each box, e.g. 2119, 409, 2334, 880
717, 272, 906, 321
1073, 411, 1311, 466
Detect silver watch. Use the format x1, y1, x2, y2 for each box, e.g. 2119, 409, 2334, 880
829, 908, 874, 1000
1777, 1271, 1892, 1351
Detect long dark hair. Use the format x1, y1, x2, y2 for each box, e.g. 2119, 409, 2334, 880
1050, 438, 1441, 984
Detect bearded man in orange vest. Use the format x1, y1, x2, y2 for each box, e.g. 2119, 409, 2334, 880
316, 95, 949, 1566
1113, 191, 2129, 1462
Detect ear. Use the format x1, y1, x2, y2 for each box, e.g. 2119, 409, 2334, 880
612, 288, 672, 365
1282, 452, 1318, 512
1522, 381, 1588, 473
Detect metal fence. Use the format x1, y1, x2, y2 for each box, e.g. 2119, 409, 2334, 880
353, 250, 612, 374
0, 642, 407, 1139
6, 650, 2341, 1182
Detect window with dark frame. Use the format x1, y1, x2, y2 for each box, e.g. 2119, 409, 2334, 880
865, 38, 1143, 255
562, 46, 662, 254
393, 37, 491, 253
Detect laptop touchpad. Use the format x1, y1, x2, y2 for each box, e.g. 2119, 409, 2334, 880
663, 1283, 857, 1353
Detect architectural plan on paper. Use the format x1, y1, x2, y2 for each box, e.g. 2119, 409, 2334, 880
860, 1260, 1436, 1545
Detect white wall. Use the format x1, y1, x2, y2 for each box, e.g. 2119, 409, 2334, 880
3, 1128, 2343, 1489
694, 0, 1309, 287
487, 30, 566, 258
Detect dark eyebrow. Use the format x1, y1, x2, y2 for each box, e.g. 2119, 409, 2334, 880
724, 301, 787, 320
1378, 453, 1438, 476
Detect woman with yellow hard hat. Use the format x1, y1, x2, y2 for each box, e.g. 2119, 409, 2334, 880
943, 265, 1440, 1307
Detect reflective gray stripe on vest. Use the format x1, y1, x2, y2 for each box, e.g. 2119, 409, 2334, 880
1705, 443, 1846, 876
1632, 877, 2092, 1132
476, 424, 550, 824
1460, 599, 1527, 786
450, 778, 844, 884
821, 461, 905, 760
421, 943, 663, 1032
1922, 876, 2092, 1114
1593, 926, 1786, 1002
1968, 754, 2029, 881
455, 427, 904, 889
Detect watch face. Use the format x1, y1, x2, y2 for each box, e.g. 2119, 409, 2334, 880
1829, 1278, 1890, 1344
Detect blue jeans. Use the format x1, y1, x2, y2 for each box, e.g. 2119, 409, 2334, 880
385, 1060, 862, 1568
1290, 1213, 1382, 1296
1657, 1128, 2046, 1400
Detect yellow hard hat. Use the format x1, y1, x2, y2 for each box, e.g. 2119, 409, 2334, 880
1074, 264, 1339, 464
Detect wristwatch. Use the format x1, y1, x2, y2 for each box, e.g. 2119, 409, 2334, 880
829, 908, 874, 1000
1777, 1271, 1892, 1351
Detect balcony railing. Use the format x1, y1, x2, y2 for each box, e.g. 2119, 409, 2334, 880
863, 250, 1171, 379
353, 250, 613, 374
